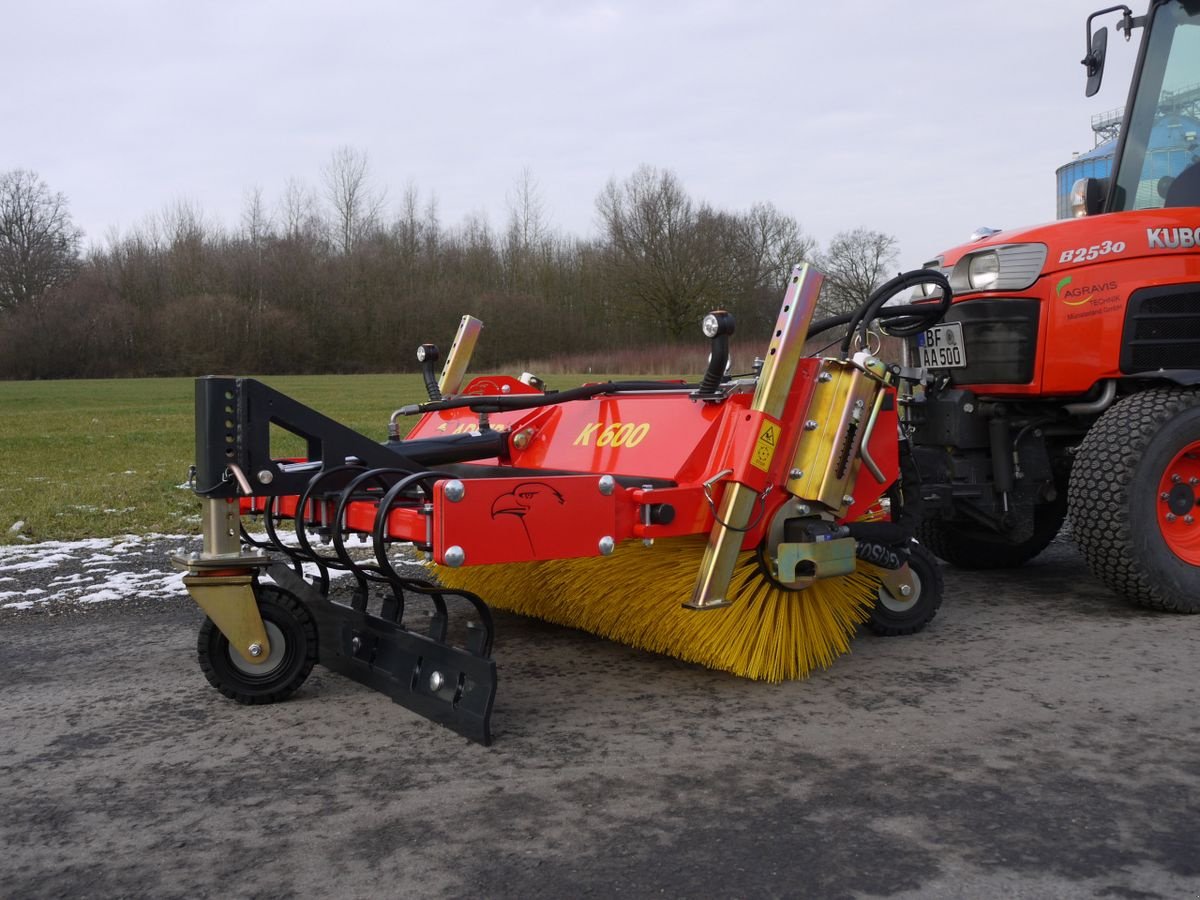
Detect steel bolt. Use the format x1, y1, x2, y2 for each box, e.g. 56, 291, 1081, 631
963, 402, 975, 413
804, 420, 819, 431
351, 636, 362, 653
248, 642, 263, 657
443, 480, 466, 502
789, 468, 804, 480
795, 503, 810, 515
598, 536, 615, 556
1187, 516, 1195, 525
444, 545, 466, 567
1167, 513, 1178, 522
1172, 474, 1182, 483
598, 475, 616, 496
1190, 477, 1198, 485
429, 670, 445, 691
899, 584, 913, 597
1162, 492, 1171, 501
842, 495, 855, 506
818, 371, 833, 383
854, 399, 865, 409
257, 469, 274, 484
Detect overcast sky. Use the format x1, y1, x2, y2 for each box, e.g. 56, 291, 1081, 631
3, 0, 1140, 266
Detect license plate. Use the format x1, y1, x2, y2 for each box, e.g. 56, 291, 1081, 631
917, 322, 967, 369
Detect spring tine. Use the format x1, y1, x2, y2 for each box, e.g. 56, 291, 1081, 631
396, 582, 495, 658
370, 471, 445, 623
363, 469, 495, 656
330, 467, 406, 604
379, 588, 404, 623
261, 495, 330, 593
292, 465, 378, 590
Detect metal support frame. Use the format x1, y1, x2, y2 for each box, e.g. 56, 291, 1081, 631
686, 264, 824, 610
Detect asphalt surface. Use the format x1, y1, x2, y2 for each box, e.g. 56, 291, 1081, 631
1, 536, 1199, 899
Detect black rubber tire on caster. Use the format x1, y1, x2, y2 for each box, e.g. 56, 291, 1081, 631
197, 584, 318, 704
1068, 387, 1200, 613
866, 542, 944, 636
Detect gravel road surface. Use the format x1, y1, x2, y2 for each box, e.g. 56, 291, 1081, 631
1, 535, 1198, 899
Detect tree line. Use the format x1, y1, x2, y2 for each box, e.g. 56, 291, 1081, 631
0, 154, 898, 380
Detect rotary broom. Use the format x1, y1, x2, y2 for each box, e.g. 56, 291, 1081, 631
173, 263, 951, 742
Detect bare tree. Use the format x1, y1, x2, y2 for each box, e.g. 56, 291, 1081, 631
241, 186, 274, 245
323, 146, 386, 254
816, 227, 899, 316
505, 167, 549, 251
502, 168, 551, 292
278, 177, 324, 242
734, 202, 815, 292
0, 169, 83, 311
595, 166, 735, 339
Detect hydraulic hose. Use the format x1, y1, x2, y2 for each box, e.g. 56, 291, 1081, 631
836, 268, 953, 357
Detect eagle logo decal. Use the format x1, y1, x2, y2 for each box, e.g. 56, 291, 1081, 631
490, 481, 566, 553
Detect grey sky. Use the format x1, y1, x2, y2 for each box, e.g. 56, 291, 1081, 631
3, 1, 1138, 266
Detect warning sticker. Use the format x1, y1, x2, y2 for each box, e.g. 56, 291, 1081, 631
750, 421, 780, 472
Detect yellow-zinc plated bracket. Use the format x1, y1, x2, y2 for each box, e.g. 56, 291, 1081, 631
786, 355, 886, 515
173, 496, 272, 665
182, 572, 271, 664
876, 562, 917, 603
439, 315, 483, 397
775, 536, 858, 584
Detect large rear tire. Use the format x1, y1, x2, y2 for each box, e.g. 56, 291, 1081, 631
1068, 387, 1200, 613
916, 491, 1067, 570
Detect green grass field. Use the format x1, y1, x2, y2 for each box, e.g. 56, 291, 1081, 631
0, 373, 614, 544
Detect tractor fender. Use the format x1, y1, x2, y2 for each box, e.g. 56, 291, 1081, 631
1119, 370, 1200, 387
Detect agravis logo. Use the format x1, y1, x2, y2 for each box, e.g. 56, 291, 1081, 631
1057, 276, 1118, 307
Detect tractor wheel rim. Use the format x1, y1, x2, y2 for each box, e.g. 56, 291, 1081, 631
228, 620, 288, 678
1156, 439, 1200, 565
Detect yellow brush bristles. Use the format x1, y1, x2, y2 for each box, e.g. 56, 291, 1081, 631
433, 536, 883, 682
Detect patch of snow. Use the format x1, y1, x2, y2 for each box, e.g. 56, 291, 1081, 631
8, 520, 24, 534
0, 532, 360, 612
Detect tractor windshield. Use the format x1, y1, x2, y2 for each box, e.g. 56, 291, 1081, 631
1110, 1, 1200, 211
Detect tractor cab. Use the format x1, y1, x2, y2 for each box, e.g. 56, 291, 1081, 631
1076, 0, 1200, 215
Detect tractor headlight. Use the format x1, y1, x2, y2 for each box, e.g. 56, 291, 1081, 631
967, 252, 1000, 290
949, 243, 1047, 293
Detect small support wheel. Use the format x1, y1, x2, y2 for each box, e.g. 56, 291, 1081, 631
866, 542, 944, 636
197, 584, 318, 704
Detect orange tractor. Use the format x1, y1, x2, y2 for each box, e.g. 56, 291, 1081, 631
904, 0, 1200, 612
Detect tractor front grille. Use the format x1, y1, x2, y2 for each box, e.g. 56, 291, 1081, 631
1121, 285, 1200, 373
910, 298, 1040, 385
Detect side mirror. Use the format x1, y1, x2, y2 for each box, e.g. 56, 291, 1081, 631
1084, 26, 1108, 97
